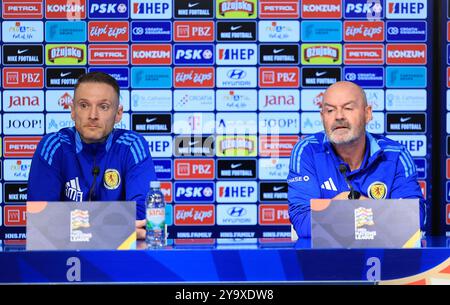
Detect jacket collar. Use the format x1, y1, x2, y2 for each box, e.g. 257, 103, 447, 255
322, 132, 383, 175
75, 128, 114, 154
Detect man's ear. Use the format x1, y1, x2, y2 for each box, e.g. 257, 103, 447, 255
365, 105, 373, 123
70, 102, 75, 121
115, 104, 123, 123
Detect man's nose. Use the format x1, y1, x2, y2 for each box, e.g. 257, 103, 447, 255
335, 108, 345, 120
88, 106, 99, 119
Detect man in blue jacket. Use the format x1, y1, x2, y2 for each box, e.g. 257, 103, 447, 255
28, 72, 156, 239
288, 81, 427, 238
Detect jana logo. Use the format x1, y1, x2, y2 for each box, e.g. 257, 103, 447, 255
227, 206, 247, 217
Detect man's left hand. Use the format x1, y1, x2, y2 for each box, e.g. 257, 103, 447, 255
136, 219, 146, 240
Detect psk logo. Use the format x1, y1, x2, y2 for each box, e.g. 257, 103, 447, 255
227, 206, 247, 217
104, 169, 121, 190
354, 207, 374, 228
367, 181, 387, 199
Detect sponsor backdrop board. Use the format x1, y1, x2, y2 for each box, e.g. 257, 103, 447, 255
0, 0, 437, 243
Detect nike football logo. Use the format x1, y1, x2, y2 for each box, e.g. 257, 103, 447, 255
315, 71, 327, 77
273, 186, 284, 191
189, 141, 199, 146
230, 163, 242, 169
400, 117, 411, 123
230, 26, 242, 31
60, 72, 71, 77
19, 187, 28, 192
17, 49, 28, 54
273, 49, 284, 54
188, 2, 199, 8
145, 118, 157, 123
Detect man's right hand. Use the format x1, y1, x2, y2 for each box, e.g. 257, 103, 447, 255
333, 191, 368, 200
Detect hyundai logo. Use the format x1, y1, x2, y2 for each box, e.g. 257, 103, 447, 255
227, 69, 246, 79
227, 207, 247, 217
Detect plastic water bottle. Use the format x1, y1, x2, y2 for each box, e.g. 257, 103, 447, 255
146, 181, 166, 248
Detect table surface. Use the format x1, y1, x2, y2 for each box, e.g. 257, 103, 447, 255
0, 237, 449, 284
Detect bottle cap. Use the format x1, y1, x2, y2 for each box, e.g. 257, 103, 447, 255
150, 181, 161, 189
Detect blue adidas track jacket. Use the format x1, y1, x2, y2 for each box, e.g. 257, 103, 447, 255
28, 127, 156, 220
287, 131, 427, 238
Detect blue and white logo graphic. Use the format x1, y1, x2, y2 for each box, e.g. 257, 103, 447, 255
173, 90, 215, 111
89, 0, 129, 18
258, 21, 300, 42
301, 112, 323, 134
259, 112, 300, 134
131, 90, 172, 111
301, 21, 342, 42
131, 67, 172, 88
386, 0, 427, 19
216, 181, 257, 203
365, 112, 384, 134
413, 158, 426, 179
131, 21, 171, 42
46, 113, 74, 133
217, 204, 257, 225
259, 158, 289, 180
153, 159, 172, 180
216, 44, 257, 65
344, 0, 384, 19
131, 0, 171, 19
216, 89, 257, 111
344, 67, 384, 88
385, 67, 426, 88
144, 135, 173, 157
89, 67, 130, 88
387, 135, 426, 157
174, 182, 215, 203
216, 112, 258, 134
2, 21, 44, 43
216, 67, 257, 88
386, 89, 426, 111
174, 44, 214, 65
3, 113, 44, 135
386, 21, 426, 42
45, 21, 86, 42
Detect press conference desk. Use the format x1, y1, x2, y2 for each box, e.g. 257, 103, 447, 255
0, 237, 449, 284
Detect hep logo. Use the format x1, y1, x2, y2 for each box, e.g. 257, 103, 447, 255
388, 1, 425, 14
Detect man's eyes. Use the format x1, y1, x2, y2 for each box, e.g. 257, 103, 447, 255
78, 103, 110, 110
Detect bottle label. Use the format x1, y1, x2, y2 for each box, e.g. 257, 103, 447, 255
147, 208, 165, 230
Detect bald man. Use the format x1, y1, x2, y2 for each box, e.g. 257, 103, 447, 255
288, 81, 427, 238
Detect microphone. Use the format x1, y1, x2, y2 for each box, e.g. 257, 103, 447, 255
338, 164, 360, 200
88, 166, 100, 201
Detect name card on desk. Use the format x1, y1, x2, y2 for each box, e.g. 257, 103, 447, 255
311, 199, 421, 249
26, 201, 136, 250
